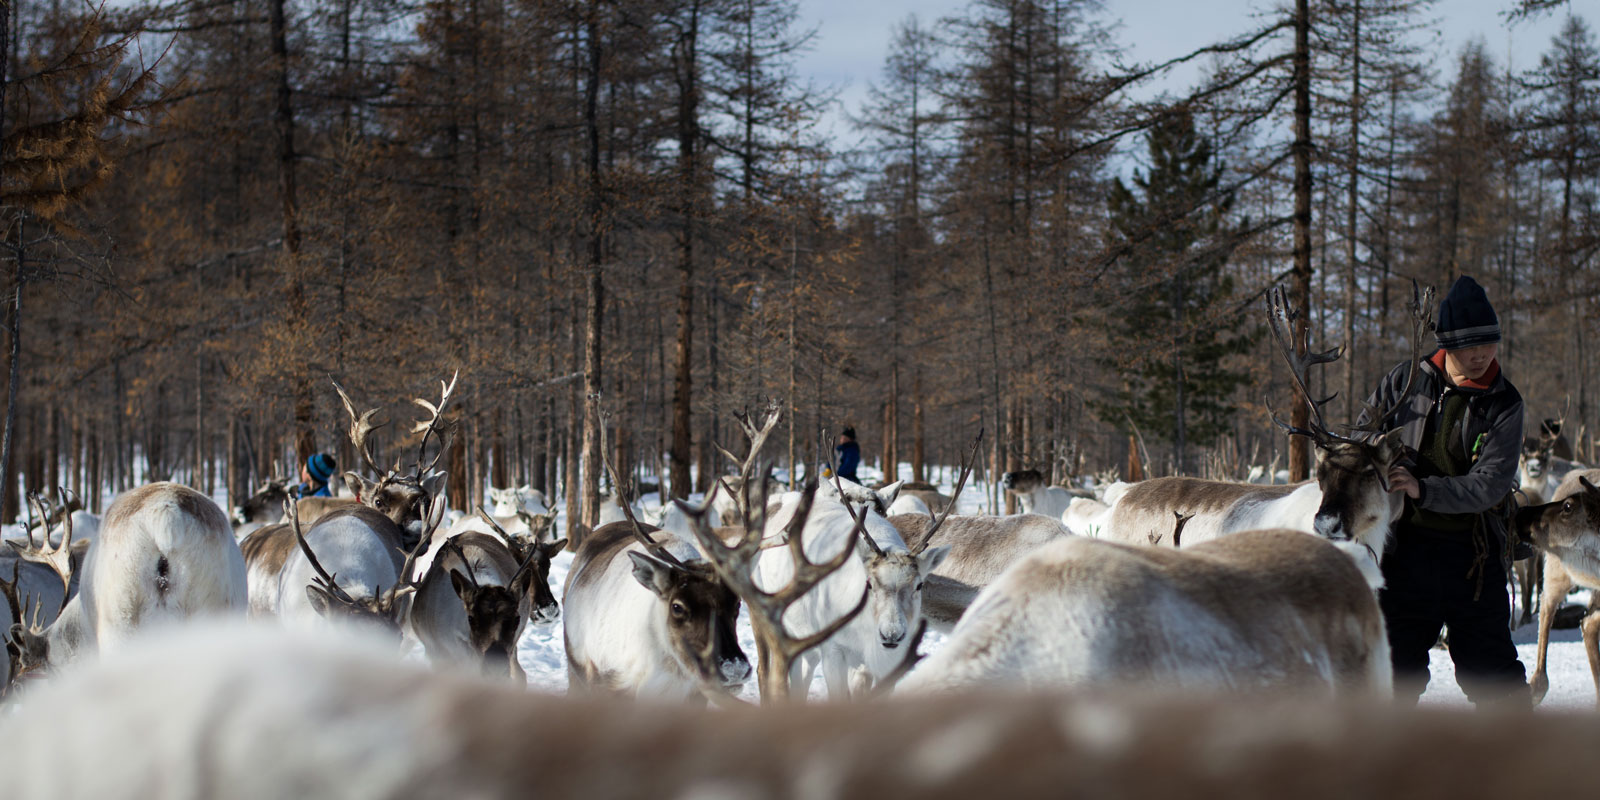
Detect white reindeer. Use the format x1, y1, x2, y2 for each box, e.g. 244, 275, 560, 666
755, 478, 948, 699
6, 483, 246, 678
901, 526, 1390, 697
561, 521, 750, 701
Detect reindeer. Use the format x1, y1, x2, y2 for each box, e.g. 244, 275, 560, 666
559, 417, 752, 702
886, 493, 931, 517
18, 622, 1600, 799
410, 515, 562, 682
1105, 285, 1430, 561
274, 490, 437, 635
331, 375, 457, 551
896, 480, 954, 515
6, 484, 246, 679
900, 525, 1390, 696
1517, 469, 1600, 705
489, 485, 550, 517
232, 478, 290, 530
1001, 469, 1075, 519
561, 518, 749, 701
882, 437, 1058, 633
713, 409, 949, 700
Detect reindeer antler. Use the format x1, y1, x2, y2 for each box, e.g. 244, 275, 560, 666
333, 380, 389, 475
1266, 286, 1345, 442
1353, 281, 1435, 434
412, 371, 459, 478
713, 400, 783, 519
285, 491, 360, 609
597, 409, 685, 568
10, 491, 76, 609
910, 431, 982, 556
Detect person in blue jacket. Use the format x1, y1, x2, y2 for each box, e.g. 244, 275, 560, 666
299, 453, 338, 498
835, 427, 860, 484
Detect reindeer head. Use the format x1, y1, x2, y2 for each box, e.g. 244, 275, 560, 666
854, 537, 949, 650
1515, 476, 1600, 558
1267, 283, 1432, 555
1001, 469, 1046, 494
333, 375, 456, 550
3, 492, 83, 685
1310, 430, 1408, 546
627, 552, 750, 690
440, 537, 543, 682
234, 479, 289, 526
481, 508, 566, 625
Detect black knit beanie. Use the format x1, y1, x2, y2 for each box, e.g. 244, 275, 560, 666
1435, 276, 1500, 350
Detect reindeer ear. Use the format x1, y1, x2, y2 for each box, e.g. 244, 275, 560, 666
305, 585, 333, 616
70, 540, 91, 559
544, 538, 569, 556
343, 472, 372, 502
918, 545, 951, 575
876, 480, 905, 510
449, 569, 474, 601
1378, 428, 1406, 461
1581, 476, 1598, 495
627, 551, 675, 598
422, 470, 449, 500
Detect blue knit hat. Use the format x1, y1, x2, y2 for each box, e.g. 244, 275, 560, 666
1435, 276, 1500, 350
306, 453, 337, 484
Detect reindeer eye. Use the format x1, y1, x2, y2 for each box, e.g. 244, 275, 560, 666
670, 601, 687, 618
1564, 500, 1575, 513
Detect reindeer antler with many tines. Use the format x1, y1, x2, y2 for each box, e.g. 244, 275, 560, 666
1266, 286, 1346, 443
1352, 281, 1435, 435
333, 380, 389, 476
678, 474, 867, 704
411, 371, 458, 478
910, 431, 982, 556
10, 491, 77, 608
714, 400, 783, 519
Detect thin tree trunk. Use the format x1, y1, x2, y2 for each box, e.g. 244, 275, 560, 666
0, 257, 19, 522
1288, 0, 1315, 483
578, 6, 606, 532
1344, 0, 1361, 421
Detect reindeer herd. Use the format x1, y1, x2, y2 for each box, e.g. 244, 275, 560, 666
7, 285, 1600, 794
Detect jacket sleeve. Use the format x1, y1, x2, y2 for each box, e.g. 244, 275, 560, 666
1415, 395, 1523, 515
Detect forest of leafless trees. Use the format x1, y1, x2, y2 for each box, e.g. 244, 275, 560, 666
0, 0, 1594, 529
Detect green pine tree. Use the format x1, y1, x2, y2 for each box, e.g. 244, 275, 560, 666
1095, 110, 1257, 474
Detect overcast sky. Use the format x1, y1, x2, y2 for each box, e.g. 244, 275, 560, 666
795, 0, 1579, 148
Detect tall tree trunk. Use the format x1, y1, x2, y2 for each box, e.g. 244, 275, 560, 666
669, 0, 701, 500
1, 255, 20, 523
1344, 0, 1361, 421
911, 371, 925, 484
1288, 0, 1315, 483
578, 5, 605, 531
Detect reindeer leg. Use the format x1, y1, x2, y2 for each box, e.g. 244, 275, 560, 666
1532, 562, 1572, 705
1583, 609, 1600, 710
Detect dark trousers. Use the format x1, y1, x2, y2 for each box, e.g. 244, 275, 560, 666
1379, 527, 1527, 706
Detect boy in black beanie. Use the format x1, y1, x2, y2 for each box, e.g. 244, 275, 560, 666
1359, 275, 1526, 706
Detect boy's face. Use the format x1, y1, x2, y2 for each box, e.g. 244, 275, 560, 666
1443, 342, 1498, 384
